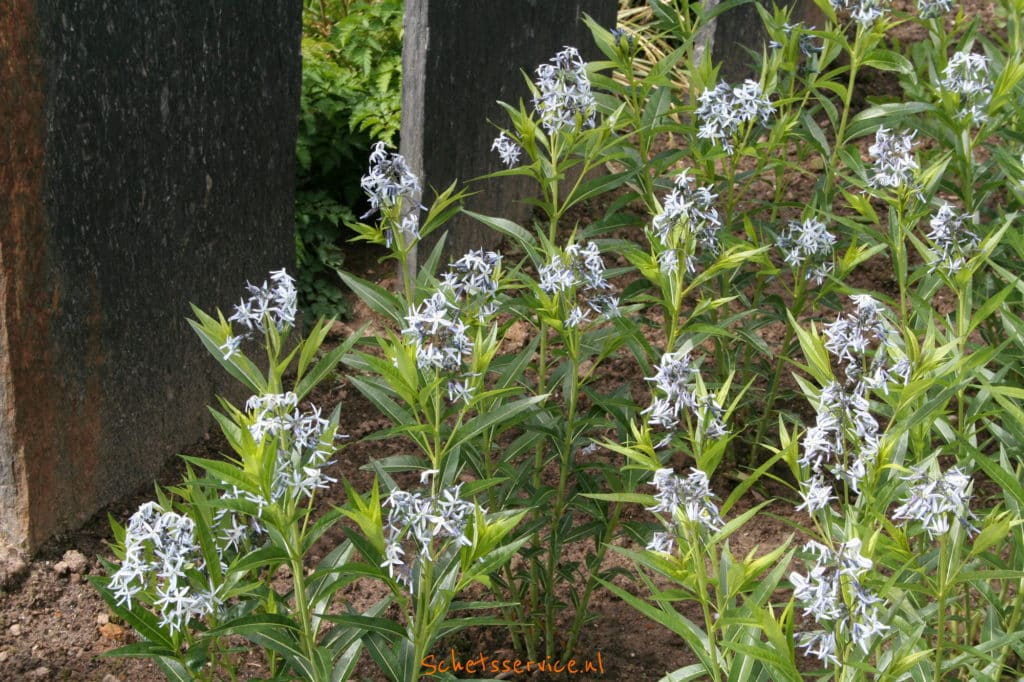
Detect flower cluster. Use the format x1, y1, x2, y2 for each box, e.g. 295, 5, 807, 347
611, 27, 636, 52
823, 295, 909, 389
108, 502, 220, 635
533, 46, 597, 134
491, 132, 522, 168
643, 350, 727, 445
797, 381, 881, 510
213, 488, 264, 554
403, 292, 473, 372
439, 249, 502, 318
695, 79, 774, 154
868, 127, 918, 190
403, 250, 503, 401
768, 22, 823, 59
799, 297, 910, 510
893, 465, 978, 539
243, 392, 339, 506
926, 203, 980, 276
381, 482, 478, 591
940, 50, 992, 123
776, 216, 837, 285
650, 171, 722, 275
790, 538, 889, 665
829, 0, 890, 27
538, 241, 619, 327
917, 0, 953, 18
646, 467, 723, 553
222, 269, 298, 358
360, 141, 421, 219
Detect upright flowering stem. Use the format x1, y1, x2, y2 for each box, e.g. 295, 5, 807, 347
826, 21, 878, 203
934, 534, 950, 681
690, 522, 722, 682
545, 345, 581, 659
751, 280, 809, 460
287, 526, 318, 672
891, 190, 912, 321
411, 557, 435, 679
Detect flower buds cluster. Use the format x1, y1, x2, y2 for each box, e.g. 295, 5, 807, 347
798, 297, 910, 511
221, 269, 298, 359
491, 132, 522, 169
403, 250, 503, 402
360, 141, 421, 218
790, 538, 889, 665
926, 203, 980, 276
829, 0, 890, 27
381, 482, 479, 592
917, 0, 953, 18
868, 127, 918, 190
109, 502, 220, 635
892, 465, 978, 539
538, 241, 619, 328
643, 350, 727, 446
646, 467, 723, 553
242, 392, 340, 508
695, 79, 774, 154
533, 46, 597, 134
776, 216, 837, 286
941, 50, 992, 123
650, 171, 722, 276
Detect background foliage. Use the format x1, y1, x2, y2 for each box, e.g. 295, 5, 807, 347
295, 0, 403, 319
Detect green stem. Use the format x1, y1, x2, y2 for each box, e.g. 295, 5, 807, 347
547, 135, 562, 243
956, 278, 971, 448
288, 532, 319, 678
524, 319, 549, 660
829, 30, 862, 177
563, 502, 624, 659
750, 281, 808, 463
690, 525, 720, 682
410, 557, 435, 682
934, 535, 949, 682
543, 348, 581, 658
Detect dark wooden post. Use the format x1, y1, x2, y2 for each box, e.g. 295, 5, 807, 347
0, 0, 301, 551
400, 0, 618, 264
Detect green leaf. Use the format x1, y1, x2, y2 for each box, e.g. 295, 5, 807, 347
463, 210, 537, 250
598, 577, 715, 673
448, 394, 547, 451
847, 102, 936, 139
89, 575, 176, 650
581, 492, 656, 505
294, 333, 355, 401
862, 48, 913, 74
365, 632, 406, 682
208, 614, 315, 678
319, 613, 407, 638
801, 111, 830, 157
348, 375, 415, 427
338, 271, 403, 325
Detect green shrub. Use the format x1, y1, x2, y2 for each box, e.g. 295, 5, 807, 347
295, 0, 403, 320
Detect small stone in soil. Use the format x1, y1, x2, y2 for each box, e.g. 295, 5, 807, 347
53, 549, 89, 576
9, 623, 21, 636
0, 545, 28, 589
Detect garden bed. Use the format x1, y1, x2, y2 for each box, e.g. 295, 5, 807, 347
2, 1, 1022, 680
